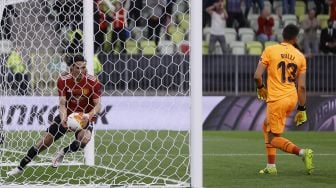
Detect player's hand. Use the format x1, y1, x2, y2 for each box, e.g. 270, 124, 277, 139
82, 113, 90, 126
61, 119, 73, 132
257, 85, 268, 101
294, 105, 307, 126
61, 119, 68, 128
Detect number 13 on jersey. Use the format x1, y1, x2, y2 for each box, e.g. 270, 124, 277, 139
277, 61, 298, 83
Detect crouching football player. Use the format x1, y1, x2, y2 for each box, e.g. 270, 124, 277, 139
7, 55, 101, 176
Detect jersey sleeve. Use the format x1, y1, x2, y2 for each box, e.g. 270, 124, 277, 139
259, 47, 271, 66
92, 80, 101, 99
57, 77, 66, 96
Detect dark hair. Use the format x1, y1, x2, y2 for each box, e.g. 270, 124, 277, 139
282, 24, 300, 41
65, 54, 86, 66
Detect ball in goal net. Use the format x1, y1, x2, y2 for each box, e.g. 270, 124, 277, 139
0, 0, 202, 187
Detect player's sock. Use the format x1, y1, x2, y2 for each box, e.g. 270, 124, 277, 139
270, 136, 301, 155
299, 149, 305, 157
63, 140, 81, 153
19, 146, 39, 170
263, 127, 276, 165
266, 143, 276, 164
267, 163, 276, 168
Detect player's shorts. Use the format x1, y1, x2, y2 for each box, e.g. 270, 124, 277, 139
46, 114, 93, 141
265, 93, 297, 134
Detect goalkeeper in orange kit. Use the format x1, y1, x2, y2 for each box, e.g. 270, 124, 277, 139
254, 24, 313, 175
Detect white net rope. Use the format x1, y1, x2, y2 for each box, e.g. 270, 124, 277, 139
0, 0, 190, 186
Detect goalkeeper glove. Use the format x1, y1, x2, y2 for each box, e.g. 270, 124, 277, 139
257, 84, 267, 101
294, 105, 307, 126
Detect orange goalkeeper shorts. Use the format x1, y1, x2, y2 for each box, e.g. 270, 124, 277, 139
265, 94, 297, 134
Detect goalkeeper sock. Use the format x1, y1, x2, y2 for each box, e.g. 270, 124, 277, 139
263, 127, 276, 164
267, 164, 276, 168
63, 140, 81, 153
19, 146, 39, 170
266, 143, 276, 164
299, 149, 305, 157
271, 137, 301, 155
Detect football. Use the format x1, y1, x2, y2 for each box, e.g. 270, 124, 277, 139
67, 113, 85, 130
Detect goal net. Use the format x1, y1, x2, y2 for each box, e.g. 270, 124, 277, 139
0, 0, 195, 187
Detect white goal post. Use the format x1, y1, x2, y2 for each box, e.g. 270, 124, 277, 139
82, 0, 95, 167
0, 0, 202, 187
190, 0, 203, 187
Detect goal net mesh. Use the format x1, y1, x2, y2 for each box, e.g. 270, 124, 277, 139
0, 0, 190, 186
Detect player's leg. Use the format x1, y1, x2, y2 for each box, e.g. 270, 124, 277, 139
259, 119, 277, 175
267, 97, 314, 174
6, 132, 54, 176
52, 123, 93, 167
7, 115, 66, 176
269, 132, 314, 174
267, 96, 298, 154
269, 133, 301, 155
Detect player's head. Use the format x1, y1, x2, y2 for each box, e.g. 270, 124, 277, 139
282, 24, 300, 44
67, 54, 87, 80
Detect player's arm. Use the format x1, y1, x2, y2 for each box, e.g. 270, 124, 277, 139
254, 63, 268, 100
88, 98, 101, 121
254, 63, 266, 88
297, 72, 306, 106
294, 57, 307, 126
82, 98, 101, 126
59, 96, 67, 128
84, 80, 101, 123
57, 77, 68, 128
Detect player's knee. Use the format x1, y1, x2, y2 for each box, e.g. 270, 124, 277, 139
37, 134, 54, 151
77, 138, 89, 149
80, 136, 91, 146
268, 132, 281, 143
78, 131, 91, 145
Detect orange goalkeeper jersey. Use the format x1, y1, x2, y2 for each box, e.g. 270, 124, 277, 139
259, 42, 307, 102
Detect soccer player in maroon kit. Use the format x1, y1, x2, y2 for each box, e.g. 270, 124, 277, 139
7, 55, 101, 176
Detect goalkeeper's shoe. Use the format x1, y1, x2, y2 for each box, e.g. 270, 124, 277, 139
52, 150, 65, 168
302, 149, 314, 175
7, 167, 23, 176
259, 167, 277, 175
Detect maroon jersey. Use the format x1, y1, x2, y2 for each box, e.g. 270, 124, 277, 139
57, 73, 101, 117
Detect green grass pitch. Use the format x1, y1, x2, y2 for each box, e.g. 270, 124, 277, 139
204, 131, 336, 188
1, 130, 190, 186
1, 131, 336, 187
